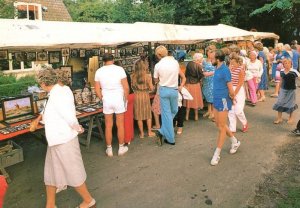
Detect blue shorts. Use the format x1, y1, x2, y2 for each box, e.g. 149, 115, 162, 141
213, 97, 232, 112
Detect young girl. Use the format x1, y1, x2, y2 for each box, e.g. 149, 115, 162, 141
228, 54, 248, 133
273, 58, 299, 124
131, 60, 155, 138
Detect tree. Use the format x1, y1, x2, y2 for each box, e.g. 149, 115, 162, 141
0, 0, 14, 19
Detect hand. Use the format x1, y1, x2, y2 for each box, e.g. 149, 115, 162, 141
72, 124, 84, 134
178, 86, 183, 92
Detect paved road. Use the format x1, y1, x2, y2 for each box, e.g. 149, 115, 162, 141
4, 86, 300, 208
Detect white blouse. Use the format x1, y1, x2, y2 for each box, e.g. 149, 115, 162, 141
43, 84, 79, 146
246, 59, 263, 78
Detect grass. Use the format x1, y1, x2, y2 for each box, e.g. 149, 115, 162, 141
277, 187, 300, 208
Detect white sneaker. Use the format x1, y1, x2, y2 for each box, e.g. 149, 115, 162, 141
230, 141, 241, 154
106, 147, 113, 157
210, 154, 220, 166
118, 145, 128, 156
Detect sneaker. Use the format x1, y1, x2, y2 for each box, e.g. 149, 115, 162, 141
291, 129, 300, 136
106, 147, 113, 157
242, 123, 248, 133
230, 141, 241, 154
118, 145, 128, 156
210, 154, 220, 166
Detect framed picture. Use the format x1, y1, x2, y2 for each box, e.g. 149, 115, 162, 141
48, 51, 61, 64
61, 48, 70, 56
92, 48, 99, 56
108, 48, 112, 54
132, 48, 138, 56
26, 52, 36, 62
14, 52, 26, 62
125, 48, 132, 56
70, 49, 79, 58
37, 51, 48, 61
104, 48, 108, 53
85, 50, 93, 58
111, 48, 115, 55
0, 50, 8, 60
100, 48, 104, 56
79, 49, 86, 58
60, 65, 73, 86
35, 99, 47, 113
120, 49, 125, 57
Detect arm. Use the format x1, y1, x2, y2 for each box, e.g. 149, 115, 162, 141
203, 71, 214, 77
94, 81, 102, 100
235, 70, 245, 95
148, 76, 154, 92
227, 81, 235, 99
178, 70, 186, 92
121, 77, 129, 101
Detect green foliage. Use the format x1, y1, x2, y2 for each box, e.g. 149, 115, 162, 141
0, 74, 37, 97
250, 0, 293, 16
0, 0, 14, 19
0, 73, 16, 85
277, 187, 300, 208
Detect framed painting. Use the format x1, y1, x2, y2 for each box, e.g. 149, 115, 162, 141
61, 48, 70, 56
70, 49, 79, 58
48, 51, 61, 64
100, 48, 104, 56
35, 99, 47, 113
0, 50, 8, 60
85, 50, 94, 58
37, 51, 48, 61
60, 65, 73, 86
14, 52, 26, 62
92, 48, 99, 56
79, 49, 86, 58
26, 52, 36, 62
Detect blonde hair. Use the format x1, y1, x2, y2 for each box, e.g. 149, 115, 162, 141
254, 41, 263, 51
155, 45, 168, 59
36, 66, 58, 86
193, 53, 203, 62
133, 60, 147, 85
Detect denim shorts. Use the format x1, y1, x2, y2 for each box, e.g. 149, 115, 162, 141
213, 97, 232, 112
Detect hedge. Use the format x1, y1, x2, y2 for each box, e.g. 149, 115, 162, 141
0, 80, 37, 97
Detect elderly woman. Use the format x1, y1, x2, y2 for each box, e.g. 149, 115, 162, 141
184, 53, 204, 121
246, 50, 263, 105
255, 42, 268, 102
36, 68, 95, 208
271, 43, 285, 97
273, 58, 299, 124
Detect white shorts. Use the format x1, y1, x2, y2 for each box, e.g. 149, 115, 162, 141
103, 94, 126, 114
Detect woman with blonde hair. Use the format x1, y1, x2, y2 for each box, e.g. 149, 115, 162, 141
131, 59, 155, 138
184, 53, 204, 121
202, 45, 216, 119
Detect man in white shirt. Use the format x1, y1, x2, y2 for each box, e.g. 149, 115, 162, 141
154, 46, 184, 145
94, 53, 129, 157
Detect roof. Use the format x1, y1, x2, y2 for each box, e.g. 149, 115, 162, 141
0, 19, 279, 50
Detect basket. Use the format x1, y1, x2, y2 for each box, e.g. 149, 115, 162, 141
0, 140, 24, 168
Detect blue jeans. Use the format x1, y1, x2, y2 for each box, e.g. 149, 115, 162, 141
159, 86, 178, 143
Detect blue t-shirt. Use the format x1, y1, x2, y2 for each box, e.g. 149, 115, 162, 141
213, 63, 231, 99
292, 49, 299, 70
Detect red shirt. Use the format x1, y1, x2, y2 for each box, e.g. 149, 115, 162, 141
0, 176, 8, 208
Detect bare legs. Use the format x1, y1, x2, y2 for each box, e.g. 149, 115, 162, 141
214, 108, 234, 149
258, 90, 266, 101
104, 113, 125, 145
185, 108, 199, 120
271, 83, 280, 97
137, 119, 155, 138
152, 112, 160, 129
274, 112, 283, 124
46, 185, 56, 208
46, 183, 94, 208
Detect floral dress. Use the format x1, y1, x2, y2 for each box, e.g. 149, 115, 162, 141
202, 60, 215, 103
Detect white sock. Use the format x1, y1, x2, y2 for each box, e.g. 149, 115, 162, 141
214, 148, 221, 156
230, 136, 238, 144
107, 145, 112, 149
119, 143, 125, 147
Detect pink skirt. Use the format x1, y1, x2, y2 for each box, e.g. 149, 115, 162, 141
184, 83, 204, 109
151, 94, 161, 115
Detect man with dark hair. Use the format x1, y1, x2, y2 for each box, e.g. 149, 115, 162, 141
95, 53, 130, 157
210, 50, 241, 166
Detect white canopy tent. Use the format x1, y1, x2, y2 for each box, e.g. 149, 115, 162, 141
0, 19, 279, 50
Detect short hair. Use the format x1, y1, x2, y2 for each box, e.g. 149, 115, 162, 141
229, 53, 242, 64
254, 41, 264, 51
55, 69, 69, 85
206, 45, 216, 55
36, 66, 58, 86
103, 53, 114, 62
155, 45, 168, 59
215, 50, 225, 62
291, 40, 298, 45
193, 53, 203, 62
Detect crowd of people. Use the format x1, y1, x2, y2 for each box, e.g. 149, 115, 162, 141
2, 40, 299, 207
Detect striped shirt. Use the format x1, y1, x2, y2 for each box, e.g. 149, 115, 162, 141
231, 67, 242, 87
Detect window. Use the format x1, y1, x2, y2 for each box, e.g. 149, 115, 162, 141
14, 2, 42, 20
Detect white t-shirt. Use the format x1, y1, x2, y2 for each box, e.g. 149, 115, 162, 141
94, 64, 127, 97
43, 84, 79, 146
154, 56, 179, 88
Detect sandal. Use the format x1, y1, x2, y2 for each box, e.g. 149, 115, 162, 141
139, 134, 144, 139
203, 112, 210, 118
148, 132, 156, 138
76, 198, 96, 208
177, 128, 183, 135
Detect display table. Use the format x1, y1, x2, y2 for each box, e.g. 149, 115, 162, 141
0, 108, 104, 182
